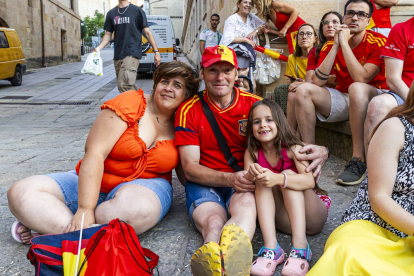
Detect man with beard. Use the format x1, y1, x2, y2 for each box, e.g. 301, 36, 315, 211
294, 0, 388, 186
199, 14, 222, 55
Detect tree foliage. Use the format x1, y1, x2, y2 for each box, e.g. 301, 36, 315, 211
84, 10, 105, 38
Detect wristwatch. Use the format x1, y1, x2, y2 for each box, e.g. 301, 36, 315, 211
154, 49, 159, 53
255, 29, 259, 34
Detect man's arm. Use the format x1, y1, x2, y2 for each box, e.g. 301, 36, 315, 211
373, 0, 399, 8
297, 144, 329, 183
179, 145, 255, 193
94, 31, 112, 51
142, 27, 161, 67
384, 57, 409, 99
199, 40, 206, 55
339, 28, 381, 83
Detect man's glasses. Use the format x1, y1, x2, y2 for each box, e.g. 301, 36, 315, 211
298, 32, 314, 38
344, 10, 369, 19
321, 19, 340, 25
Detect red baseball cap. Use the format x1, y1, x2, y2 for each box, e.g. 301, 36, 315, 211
201, 45, 238, 68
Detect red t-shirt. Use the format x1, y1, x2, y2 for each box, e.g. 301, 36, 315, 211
175, 88, 261, 172
370, 0, 392, 29
318, 30, 388, 93
307, 44, 335, 75
381, 17, 414, 88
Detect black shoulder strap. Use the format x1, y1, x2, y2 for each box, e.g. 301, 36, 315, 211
197, 91, 243, 172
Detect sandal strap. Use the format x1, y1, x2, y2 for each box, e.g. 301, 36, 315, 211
257, 244, 284, 260
289, 244, 312, 261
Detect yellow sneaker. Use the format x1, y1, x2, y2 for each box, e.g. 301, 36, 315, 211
219, 224, 253, 276
191, 241, 223, 276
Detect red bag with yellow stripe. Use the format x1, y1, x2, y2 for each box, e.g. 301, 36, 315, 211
27, 219, 159, 276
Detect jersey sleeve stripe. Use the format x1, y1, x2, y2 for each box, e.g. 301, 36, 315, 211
182, 97, 200, 128
240, 93, 262, 100
174, 126, 195, 133
179, 96, 198, 127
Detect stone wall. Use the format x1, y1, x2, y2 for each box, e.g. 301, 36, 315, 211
182, 0, 414, 90
0, 0, 81, 69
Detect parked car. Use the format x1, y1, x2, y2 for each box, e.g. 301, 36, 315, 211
0, 28, 26, 86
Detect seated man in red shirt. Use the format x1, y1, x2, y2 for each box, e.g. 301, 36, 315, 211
295, 0, 388, 186
367, 0, 399, 37
175, 45, 331, 275
364, 16, 414, 157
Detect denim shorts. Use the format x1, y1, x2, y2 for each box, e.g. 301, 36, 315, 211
185, 181, 236, 229
387, 91, 405, 106
47, 170, 173, 223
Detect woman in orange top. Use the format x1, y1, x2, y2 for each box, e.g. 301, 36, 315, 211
8, 61, 200, 244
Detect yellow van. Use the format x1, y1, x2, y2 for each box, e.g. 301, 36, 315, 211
0, 28, 26, 86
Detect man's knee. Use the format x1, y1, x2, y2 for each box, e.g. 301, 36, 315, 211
348, 82, 369, 101
366, 95, 397, 122
231, 192, 256, 214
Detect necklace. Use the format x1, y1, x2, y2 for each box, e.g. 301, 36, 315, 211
118, 3, 130, 15
222, 91, 235, 109
152, 100, 172, 127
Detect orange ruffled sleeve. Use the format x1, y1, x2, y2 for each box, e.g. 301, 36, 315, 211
100, 89, 146, 127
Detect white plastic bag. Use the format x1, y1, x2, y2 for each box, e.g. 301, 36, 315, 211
81, 51, 103, 76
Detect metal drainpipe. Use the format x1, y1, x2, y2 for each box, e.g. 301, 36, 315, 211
40, 0, 46, 67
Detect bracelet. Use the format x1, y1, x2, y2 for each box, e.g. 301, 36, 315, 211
281, 172, 287, 188
154, 49, 159, 53
316, 68, 330, 76
315, 70, 329, 81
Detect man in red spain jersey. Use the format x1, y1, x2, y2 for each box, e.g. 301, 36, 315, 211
175, 45, 331, 275
367, 0, 399, 37
294, 0, 388, 186
364, 16, 414, 160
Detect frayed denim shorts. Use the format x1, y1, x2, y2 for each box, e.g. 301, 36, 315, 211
185, 181, 236, 229
47, 170, 172, 223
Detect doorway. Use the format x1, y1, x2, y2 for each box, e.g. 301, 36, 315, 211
61, 29, 67, 61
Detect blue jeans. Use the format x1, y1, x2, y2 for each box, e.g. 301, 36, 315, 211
47, 170, 172, 223
387, 91, 404, 106
185, 181, 236, 229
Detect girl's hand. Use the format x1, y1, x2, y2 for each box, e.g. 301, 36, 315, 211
247, 163, 264, 177
263, 25, 271, 34
255, 168, 279, 188
66, 208, 96, 233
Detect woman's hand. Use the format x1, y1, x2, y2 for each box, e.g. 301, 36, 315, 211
288, 79, 305, 92
246, 30, 258, 41
279, 27, 288, 38
244, 37, 256, 48
66, 208, 96, 233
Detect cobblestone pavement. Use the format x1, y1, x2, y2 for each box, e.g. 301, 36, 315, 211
0, 49, 359, 275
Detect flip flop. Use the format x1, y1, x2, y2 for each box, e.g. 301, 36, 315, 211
11, 221, 38, 244
219, 223, 253, 276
